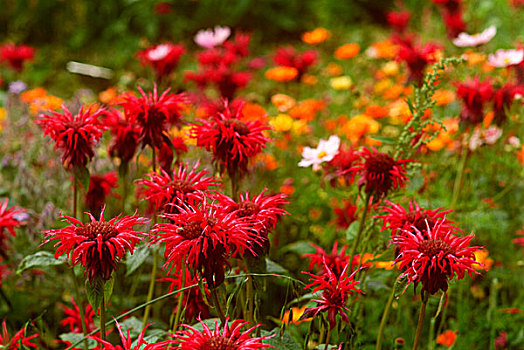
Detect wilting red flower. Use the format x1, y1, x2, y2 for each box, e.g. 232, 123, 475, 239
85, 172, 118, 216
137, 43, 185, 80
387, 10, 411, 34
456, 77, 494, 125
332, 200, 358, 230
0, 319, 39, 349
0, 43, 35, 72
324, 143, 360, 187
152, 201, 255, 287
36, 105, 106, 170
345, 147, 411, 201
0, 198, 26, 257
273, 46, 318, 80
60, 298, 96, 333
175, 317, 272, 349
393, 221, 483, 295
376, 200, 458, 238
302, 260, 362, 329
303, 241, 350, 277
395, 36, 441, 86
192, 100, 270, 178
137, 161, 219, 214
224, 31, 251, 59
44, 208, 148, 283
91, 320, 174, 350
119, 85, 187, 150
104, 108, 140, 166
493, 83, 524, 125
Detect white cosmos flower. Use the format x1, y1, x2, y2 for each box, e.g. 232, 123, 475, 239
452, 26, 496, 47
488, 49, 524, 67
194, 26, 231, 49
298, 135, 340, 171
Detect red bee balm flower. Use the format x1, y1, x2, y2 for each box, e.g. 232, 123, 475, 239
0, 43, 35, 72
60, 298, 96, 333
37, 105, 106, 170
493, 84, 524, 125
395, 36, 441, 86
456, 77, 493, 125
175, 317, 272, 350
302, 261, 362, 329
91, 320, 174, 350
393, 221, 483, 295
192, 100, 270, 178
346, 147, 411, 201
0, 319, 39, 349
303, 241, 350, 277
119, 85, 187, 150
137, 43, 185, 80
103, 108, 141, 166
85, 172, 118, 216
152, 202, 255, 287
273, 46, 318, 80
44, 208, 149, 283
387, 10, 411, 34
0, 198, 26, 256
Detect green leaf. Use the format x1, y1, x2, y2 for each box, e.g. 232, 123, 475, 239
85, 277, 113, 311
73, 165, 90, 190
16, 251, 66, 275
59, 333, 98, 349
368, 136, 397, 145
126, 244, 151, 276
104, 276, 114, 306
368, 245, 395, 263
394, 275, 410, 299
261, 329, 301, 349
282, 240, 316, 255
345, 221, 359, 241
266, 259, 289, 275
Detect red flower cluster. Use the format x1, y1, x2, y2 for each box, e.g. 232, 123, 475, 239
273, 46, 318, 80
332, 200, 358, 229
60, 298, 96, 333
393, 221, 482, 295
0, 198, 26, 257
304, 241, 350, 277
90, 321, 174, 350
186, 32, 252, 99
85, 172, 118, 216
175, 317, 272, 350
387, 10, 411, 34
192, 100, 270, 178
36, 105, 106, 170
0, 319, 39, 349
395, 36, 441, 86
323, 143, 360, 187
137, 43, 185, 81
104, 108, 141, 166
493, 83, 524, 125
431, 0, 466, 38
44, 208, 148, 283
0, 43, 35, 72
456, 77, 494, 125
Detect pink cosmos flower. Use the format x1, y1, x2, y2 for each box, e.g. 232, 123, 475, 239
298, 135, 340, 171
194, 26, 231, 49
488, 49, 524, 67
452, 26, 496, 47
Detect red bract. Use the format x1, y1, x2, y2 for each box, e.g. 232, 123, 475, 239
119, 85, 187, 150
137, 161, 219, 214
456, 77, 494, 125
191, 100, 270, 178
175, 317, 272, 350
303, 241, 350, 277
0, 319, 38, 349
60, 298, 96, 333
493, 84, 524, 125
345, 147, 411, 201
376, 200, 458, 238
85, 172, 118, 216
36, 105, 106, 170
91, 320, 174, 350
137, 43, 185, 80
302, 261, 362, 329
0, 198, 26, 256
44, 208, 148, 283
152, 201, 255, 287
395, 36, 441, 86
104, 108, 140, 166
387, 10, 411, 34
393, 221, 483, 295
273, 46, 318, 80
0, 43, 35, 72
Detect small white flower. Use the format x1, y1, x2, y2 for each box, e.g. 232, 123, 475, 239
488, 49, 524, 67
147, 44, 171, 61
468, 129, 483, 151
452, 26, 496, 47
482, 126, 503, 145
298, 135, 340, 171
194, 26, 231, 49
508, 136, 521, 148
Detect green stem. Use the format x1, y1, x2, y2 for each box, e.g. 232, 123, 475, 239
451, 141, 468, 208
70, 268, 89, 350
73, 176, 78, 218
429, 292, 446, 350
246, 275, 255, 324
212, 287, 226, 324
413, 292, 428, 350
121, 166, 128, 214
324, 325, 332, 350
376, 283, 396, 350
349, 193, 371, 268
172, 262, 186, 333
100, 294, 106, 341
488, 278, 499, 350
142, 247, 159, 328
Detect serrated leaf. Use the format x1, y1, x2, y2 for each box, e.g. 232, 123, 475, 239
368, 136, 397, 144
17, 251, 66, 275
86, 277, 113, 311
126, 244, 151, 276
59, 333, 98, 349
261, 329, 301, 349
73, 165, 90, 190
104, 276, 114, 305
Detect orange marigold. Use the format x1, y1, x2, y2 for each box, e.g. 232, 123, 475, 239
241, 102, 268, 124
334, 43, 360, 59
302, 28, 331, 45
433, 89, 455, 106
265, 66, 298, 82
271, 94, 296, 112
436, 330, 457, 347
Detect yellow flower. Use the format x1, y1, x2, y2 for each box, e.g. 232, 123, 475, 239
381, 61, 399, 76
373, 79, 393, 94
0, 107, 6, 121
291, 119, 309, 135
473, 249, 494, 271
342, 114, 380, 144
270, 114, 294, 132
302, 28, 331, 45
282, 305, 313, 325
330, 76, 353, 90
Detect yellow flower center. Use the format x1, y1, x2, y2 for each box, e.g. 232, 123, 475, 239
317, 151, 327, 159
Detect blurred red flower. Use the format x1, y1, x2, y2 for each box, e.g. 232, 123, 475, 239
395, 35, 441, 86
0, 319, 39, 349
85, 172, 118, 216
0, 198, 26, 257
103, 108, 141, 166
60, 298, 96, 333
387, 10, 411, 34
273, 46, 318, 81
0, 43, 35, 72
304, 241, 350, 277
456, 77, 493, 125
137, 43, 185, 80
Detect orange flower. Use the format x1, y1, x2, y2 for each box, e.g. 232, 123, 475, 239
483, 111, 494, 128
302, 28, 331, 45
334, 43, 360, 59
326, 62, 343, 76
341, 114, 380, 144
301, 73, 318, 86
241, 102, 268, 124
254, 153, 278, 171
473, 249, 494, 271
265, 66, 298, 82
424, 118, 458, 152
29, 95, 64, 115
282, 305, 313, 324
517, 147, 524, 164
464, 50, 486, 66
433, 89, 455, 106
383, 84, 405, 100
271, 94, 296, 112
436, 330, 457, 347
366, 40, 399, 59
21, 88, 47, 103
365, 105, 389, 119
289, 99, 326, 122
99, 87, 118, 104
280, 179, 295, 196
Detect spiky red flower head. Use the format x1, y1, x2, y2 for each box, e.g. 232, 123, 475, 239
137, 42, 185, 80
303, 242, 350, 278
103, 108, 141, 165
186, 66, 251, 100
273, 46, 318, 80
137, 161, 219, 214
60, 298, 96, 333
456, 77, 494, 125
223, 31, 251, 59
44, 208, 148, 283
346, 147, 411, 201
393, 221, 483, 295
332, 200, 358, 229
85, 172, 118, 216
191, 100, 270, 178
0, 319, 39, 349
0, 43, 35, 72
152, 201, 255, 287
376, 200, 458, 238
324, 143, 359, 187
175, 317, 272, 350
302, 261, 362, 329
91, 320, 174, 350
387, 10, 411, 34
36, 105, 106, 170
119, 85, 188, 150
493, 84, 524, 125
0, 198, 26, 256
395, 36, 441, 86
